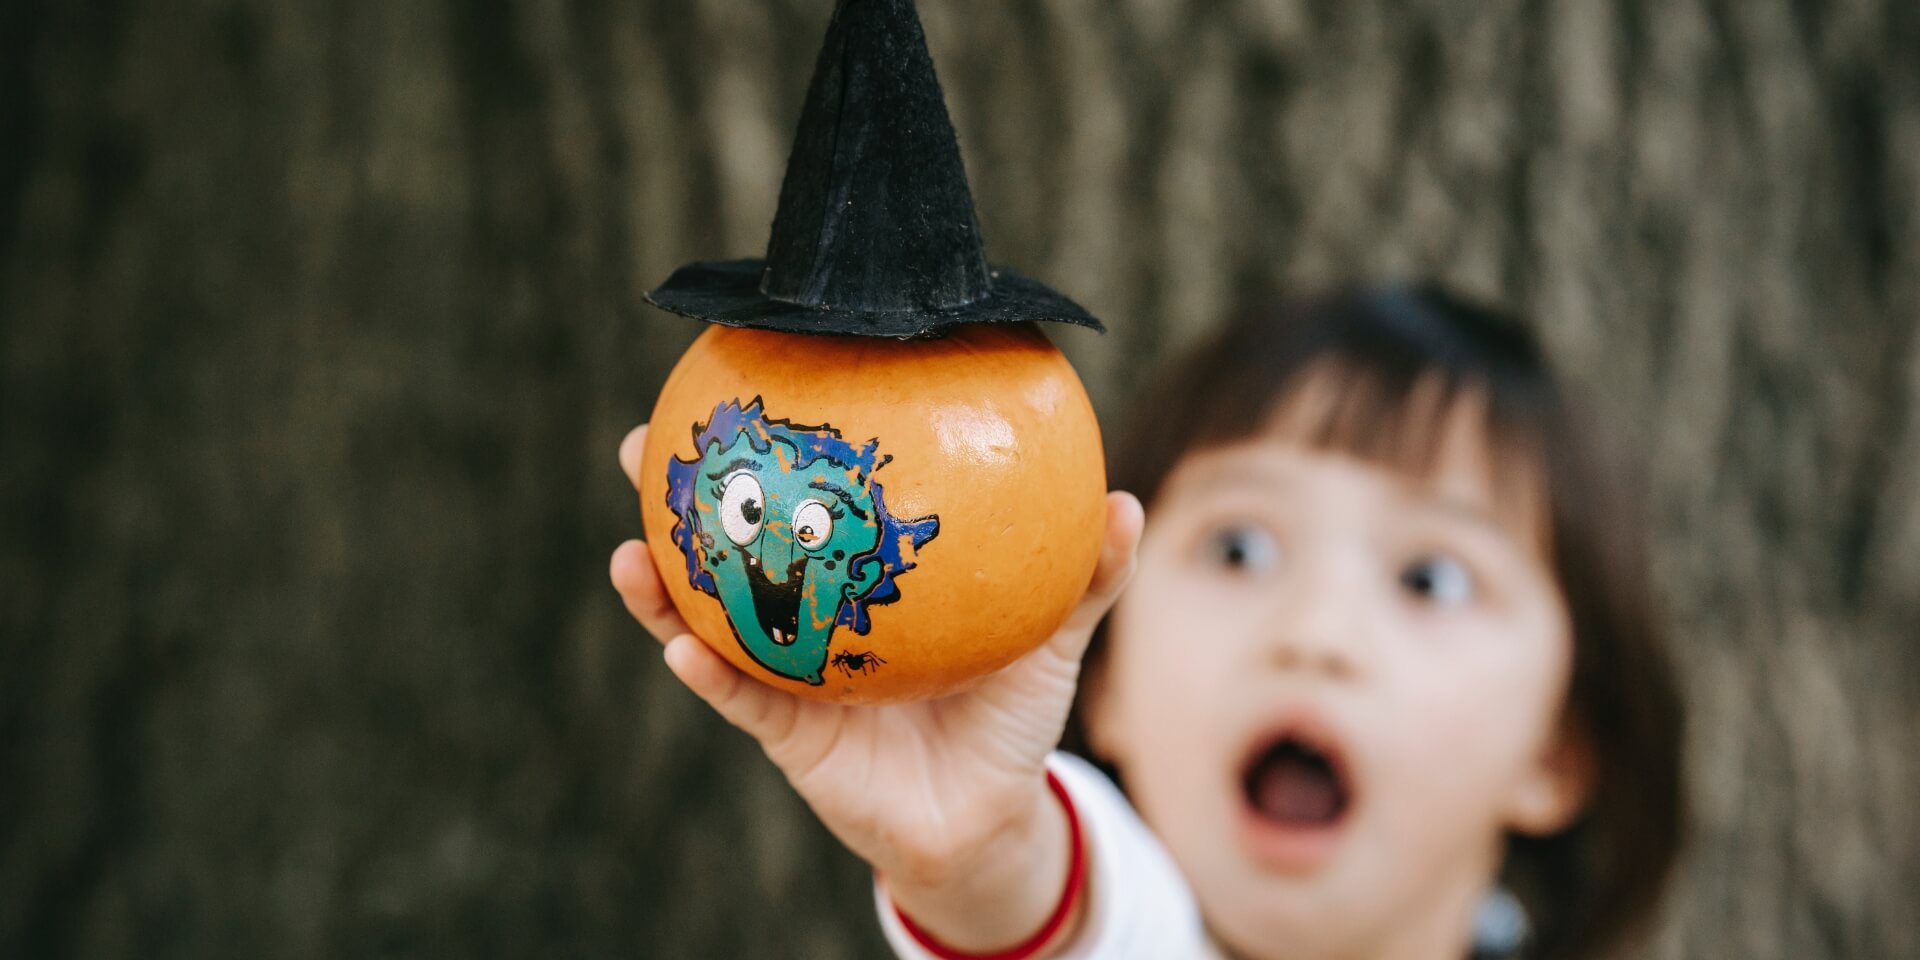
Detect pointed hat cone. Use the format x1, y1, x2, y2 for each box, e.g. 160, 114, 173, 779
645, 0, 1102, 338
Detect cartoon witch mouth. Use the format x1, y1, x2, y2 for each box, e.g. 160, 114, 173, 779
744, 553, 809, 646
665, 397, 940, 685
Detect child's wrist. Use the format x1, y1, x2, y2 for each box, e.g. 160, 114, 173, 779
881, 771, 1085, 957
881, 771, 1058, 891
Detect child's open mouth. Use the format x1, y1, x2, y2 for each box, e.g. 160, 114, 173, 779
1244, 739, 1347, 824
1237, 725, 1354, 871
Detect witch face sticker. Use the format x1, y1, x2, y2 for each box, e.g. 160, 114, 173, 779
665, 398, 940, 685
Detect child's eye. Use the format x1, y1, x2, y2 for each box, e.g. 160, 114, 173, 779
1205, 524, 1279, 573
1401, 554, 1474, 607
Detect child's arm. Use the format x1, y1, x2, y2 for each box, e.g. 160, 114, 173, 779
612, 424, 1143, 956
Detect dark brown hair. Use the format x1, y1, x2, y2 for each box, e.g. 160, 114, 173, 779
1065, 283, 1685, 960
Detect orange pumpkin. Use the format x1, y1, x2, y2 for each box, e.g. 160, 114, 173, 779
639, 323, 1106, 703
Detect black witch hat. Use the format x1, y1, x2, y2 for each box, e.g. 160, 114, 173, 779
645, 0, 1102, 339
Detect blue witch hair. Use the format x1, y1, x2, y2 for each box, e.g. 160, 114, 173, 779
663, 397, 940, 635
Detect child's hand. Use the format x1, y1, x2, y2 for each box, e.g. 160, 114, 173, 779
611, 423, 1143, 954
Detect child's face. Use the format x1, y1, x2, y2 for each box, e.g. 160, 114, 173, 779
1088, 393, 1590, 959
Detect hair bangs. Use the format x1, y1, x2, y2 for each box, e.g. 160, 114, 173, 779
1256, 321, 1554, 523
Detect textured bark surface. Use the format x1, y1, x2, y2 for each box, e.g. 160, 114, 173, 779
4, 1, 1916, 957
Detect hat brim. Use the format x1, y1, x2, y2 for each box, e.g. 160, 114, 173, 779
645, 259, 1105, 339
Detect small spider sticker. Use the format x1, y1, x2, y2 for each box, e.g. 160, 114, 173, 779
830, 649, 886, 678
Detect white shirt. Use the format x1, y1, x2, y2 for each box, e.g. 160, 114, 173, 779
876, 751, 1221, 959
874, 753, 1534, 959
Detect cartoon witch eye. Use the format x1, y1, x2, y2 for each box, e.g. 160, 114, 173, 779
718, 471, 764, 546
792, 500, 833, 550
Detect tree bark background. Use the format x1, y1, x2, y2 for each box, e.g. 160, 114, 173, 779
3, 1, 1916, 957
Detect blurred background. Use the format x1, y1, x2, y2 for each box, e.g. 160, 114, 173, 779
4, 0, 1917, 957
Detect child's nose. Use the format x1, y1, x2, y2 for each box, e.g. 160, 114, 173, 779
1265, 627, 1362, 681
1263, 555, 1369, 680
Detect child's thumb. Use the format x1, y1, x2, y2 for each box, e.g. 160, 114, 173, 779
1050, 491, 1145, 662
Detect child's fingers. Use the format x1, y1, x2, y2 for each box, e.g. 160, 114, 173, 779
618, 423, 649, 491
610, 539, 694, 643
1051, 491, 1145, 658
662, 634, 803, 752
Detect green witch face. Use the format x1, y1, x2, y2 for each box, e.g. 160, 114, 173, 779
666, 398, 939, 685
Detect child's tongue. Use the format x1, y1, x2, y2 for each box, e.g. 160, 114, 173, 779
1249, 745, 1343, 825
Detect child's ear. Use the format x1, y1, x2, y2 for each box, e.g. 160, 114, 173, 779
1503, 722, 1594, 836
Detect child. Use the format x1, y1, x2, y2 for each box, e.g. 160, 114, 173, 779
610, 283, 1684, 960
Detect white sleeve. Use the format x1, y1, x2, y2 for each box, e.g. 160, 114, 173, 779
875, 751, 1214, 959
